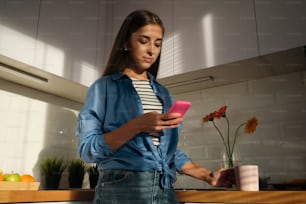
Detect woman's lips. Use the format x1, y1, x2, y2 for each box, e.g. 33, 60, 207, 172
144, 57, 153, 63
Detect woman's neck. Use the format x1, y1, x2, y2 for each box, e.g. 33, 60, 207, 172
123, 68, 148, 80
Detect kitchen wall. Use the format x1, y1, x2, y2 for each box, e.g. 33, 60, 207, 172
1, 69, 305, 190
173, 70, 306, 189
0, 80, 86, 189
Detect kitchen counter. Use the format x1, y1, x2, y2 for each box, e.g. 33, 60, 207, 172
1, 190, 306, 203
0, 189, 94, 203
176, 190, 306, 203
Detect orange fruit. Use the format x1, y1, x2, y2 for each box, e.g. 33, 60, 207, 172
0, 174, 3, 181
20, 174, 35, 182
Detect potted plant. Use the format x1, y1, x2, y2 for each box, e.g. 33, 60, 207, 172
67, 158, 86, 188
87, 163, 99, 189
40, 156, 66, 190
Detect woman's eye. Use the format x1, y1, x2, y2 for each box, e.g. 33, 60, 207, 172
139, 39, 148, 44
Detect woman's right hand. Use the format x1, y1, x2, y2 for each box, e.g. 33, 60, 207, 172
105, 112, 183, 151
134, 112, 183, 133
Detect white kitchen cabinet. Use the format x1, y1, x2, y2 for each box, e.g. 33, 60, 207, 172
170, 0, 259, 77
255, 0, 306, 55
34, 0, 101, 86
107, 0, 259, 78
0, 0, 40, 66
1, 0, 305, 85
0, 0, 103, 87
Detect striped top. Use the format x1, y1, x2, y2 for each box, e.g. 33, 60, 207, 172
131, 78, 163, 146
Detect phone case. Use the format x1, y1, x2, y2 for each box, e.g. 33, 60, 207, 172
168, 100, 192, 116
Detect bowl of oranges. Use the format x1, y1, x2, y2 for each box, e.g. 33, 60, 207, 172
0, 170, 40, 190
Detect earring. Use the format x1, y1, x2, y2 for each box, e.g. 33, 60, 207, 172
124, 47, 128, 52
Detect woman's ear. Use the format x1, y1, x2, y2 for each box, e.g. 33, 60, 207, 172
123, 42, 128, 51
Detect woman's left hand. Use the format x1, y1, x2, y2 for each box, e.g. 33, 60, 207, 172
210, 168, 236, 188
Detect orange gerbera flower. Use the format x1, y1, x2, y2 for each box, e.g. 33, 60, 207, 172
202, 106, 259, 168
214, 105, 227, 118
245, 117, 258, 134
203, 112, 215, 122
202, 105, 227, 122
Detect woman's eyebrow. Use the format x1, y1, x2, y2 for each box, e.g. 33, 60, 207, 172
139, 35, 163, 41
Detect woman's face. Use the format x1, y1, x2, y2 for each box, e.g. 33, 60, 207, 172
127, 24, 163, 73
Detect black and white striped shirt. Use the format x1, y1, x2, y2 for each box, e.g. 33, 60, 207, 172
131, 78, 162, 146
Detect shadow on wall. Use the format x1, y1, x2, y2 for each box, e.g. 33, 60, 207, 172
33, 104, 79, 189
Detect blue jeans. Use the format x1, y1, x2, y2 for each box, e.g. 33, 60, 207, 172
93, 170, 178, 204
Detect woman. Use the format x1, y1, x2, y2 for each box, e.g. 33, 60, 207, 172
77, 10, 234, 204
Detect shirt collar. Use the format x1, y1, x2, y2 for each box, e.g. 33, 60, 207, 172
111, 72, 156, 83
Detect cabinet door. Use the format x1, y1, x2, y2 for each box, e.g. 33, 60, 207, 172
170, 0, 258, 77
34, 0, 100, 86
255, 0, 306, 55
0, 0, 40, 65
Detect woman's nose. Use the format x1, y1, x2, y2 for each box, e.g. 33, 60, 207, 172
147, 43, 155, 55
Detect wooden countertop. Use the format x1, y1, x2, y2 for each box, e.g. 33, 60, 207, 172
0, 189, 95, 203
0, 189, 306, 203
176, 190, 306, 204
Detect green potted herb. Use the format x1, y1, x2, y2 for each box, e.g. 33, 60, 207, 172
40, 156, 66, 190
87, 163, 99, 189
68, 158, 86, 188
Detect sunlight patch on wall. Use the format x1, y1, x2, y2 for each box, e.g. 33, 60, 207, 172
0, 89, 47, 176
79, 61, 99, 85
159, 33, 174, 78
34, 40, 65, 77
0, 24, 65, 76
202, 14, 215, 68
173, 33, 183, 75
0, 25, 36, 66
159, 33, 182, 78
0, 24, 99, 85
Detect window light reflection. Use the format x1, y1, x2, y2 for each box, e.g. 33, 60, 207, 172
202, 14, 215, 68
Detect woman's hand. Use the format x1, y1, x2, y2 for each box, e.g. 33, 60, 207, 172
181, 162, 235, 188
104, 111, 183, 151
209, 168, 236, 188
134, 112, 183, 133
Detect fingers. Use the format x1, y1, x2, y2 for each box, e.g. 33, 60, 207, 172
212, 168, 236, 188
148, 112, 183, 125
163, 112, 182, 120
154, 119, 181, 130
217, 169, 235, 187
138, 112, 183, 133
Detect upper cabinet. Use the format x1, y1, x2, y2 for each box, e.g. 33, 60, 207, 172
34, 0, 102, 86
0, 0, 104, 87
0, 0, 40, 69
109, 0, 306, 78
1, 0, 305, 87
165, 0, 259, 78
106, 0, 259, 79
255, 0, 306, 55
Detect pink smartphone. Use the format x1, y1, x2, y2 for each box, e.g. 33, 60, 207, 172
168, 100, 192, 117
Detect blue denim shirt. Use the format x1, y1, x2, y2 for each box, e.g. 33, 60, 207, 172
77, 72, 191, 189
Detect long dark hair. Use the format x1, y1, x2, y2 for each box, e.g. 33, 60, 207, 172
102, 10, 165, 78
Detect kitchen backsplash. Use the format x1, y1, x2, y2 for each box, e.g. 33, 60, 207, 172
0, 70, 305, 189
173, 70, 306, 189
0, 82, 82, 189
